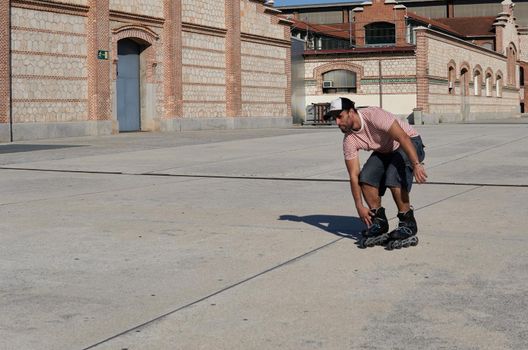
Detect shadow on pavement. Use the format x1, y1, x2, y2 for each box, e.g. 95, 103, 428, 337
279, 214, 365, 241
0, 144, 85, 154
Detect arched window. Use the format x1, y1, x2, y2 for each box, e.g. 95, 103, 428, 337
485, 72, 493, 97
460, 67, 469, 96
473, 69, 482, 96
448, 66, 456, 95
496, 74, 503, 97
322, 70, 357, 94
364, 22, 395, 46
507, 44, 517, 86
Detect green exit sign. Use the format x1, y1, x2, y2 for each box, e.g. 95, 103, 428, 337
97, 50, 109, 60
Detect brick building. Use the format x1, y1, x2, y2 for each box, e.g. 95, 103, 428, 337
280, 0, 525, 123
0, 0, 292, 142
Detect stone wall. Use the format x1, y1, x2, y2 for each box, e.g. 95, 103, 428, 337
303, 55, 417, 117
182, 0, 225, 29
241, 41, 288, 117
421, 28, 519, 122
240, 1, 284, 40
181, 31, 226, 118
10, 6, 88, 123
110, 0, 163, 18
3, 0, 291, 141
55, 0, 88, 5
518, 33, 528, 61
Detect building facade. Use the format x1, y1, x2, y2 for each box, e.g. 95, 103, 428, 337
280, 0, 525, 123
0, 0, 292, 142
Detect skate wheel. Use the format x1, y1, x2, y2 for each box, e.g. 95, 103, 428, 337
411, 237, 419, 246
386, 241, 394, 250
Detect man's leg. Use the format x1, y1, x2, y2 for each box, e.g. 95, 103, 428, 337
361, 183, 382, 209
389, 186, 411, 213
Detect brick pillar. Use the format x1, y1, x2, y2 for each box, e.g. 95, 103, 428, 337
225, 0, 242, 117
163, 0, 183, 118
87, 0, 111, 121
353, 8, 365, 47
521, 62, 528, 111
415, 28, 429, 113
394, 6, 407, 46
285, 45, 292, 117
0, 0, 10, 126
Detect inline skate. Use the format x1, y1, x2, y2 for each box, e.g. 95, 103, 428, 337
386, 208, 419, 250
358, 207, 390, 248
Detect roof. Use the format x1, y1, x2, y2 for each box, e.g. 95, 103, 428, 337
285, 10, 497, 44
288, 18, 354, 40
275, 1, 363, 10
304, 45, 416, 55
434, 17, 496, 37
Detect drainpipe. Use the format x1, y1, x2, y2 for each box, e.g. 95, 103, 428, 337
379, 59, 383, 108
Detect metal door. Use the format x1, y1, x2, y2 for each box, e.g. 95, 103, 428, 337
117, 39, 141, 132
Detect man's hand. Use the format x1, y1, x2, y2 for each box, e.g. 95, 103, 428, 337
357, 206, 374, 227
413, 163, 428, 183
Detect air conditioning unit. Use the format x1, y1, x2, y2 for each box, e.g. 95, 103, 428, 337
323, 80, 334, 88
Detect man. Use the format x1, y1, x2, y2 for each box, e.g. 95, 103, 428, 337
323, 97, 427, 249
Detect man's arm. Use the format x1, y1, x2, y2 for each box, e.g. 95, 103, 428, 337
345, 157, 373, 226
387, 121, 427, 183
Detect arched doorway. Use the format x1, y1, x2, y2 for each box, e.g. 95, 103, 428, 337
117, 39, 142, 132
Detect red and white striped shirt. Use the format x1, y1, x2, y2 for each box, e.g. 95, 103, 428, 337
343, 107, 418, 160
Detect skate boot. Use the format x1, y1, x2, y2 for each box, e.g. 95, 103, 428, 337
386, 208, 419, 250
358, 207, 390, 248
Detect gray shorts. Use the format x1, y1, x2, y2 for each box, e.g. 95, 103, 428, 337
359, 136, 425, 196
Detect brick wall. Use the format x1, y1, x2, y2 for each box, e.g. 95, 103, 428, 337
353, 0, 407, 47
87, 0, 111, 121
224, 0, 242, 117
163, 0, 182, 119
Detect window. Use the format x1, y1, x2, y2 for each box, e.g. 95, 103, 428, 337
322, 70, 357, 94
460, 68, 469, 96
473, 70, 482, 96
448, 66, 455, 95
365, 22, 395, 46
485, 72, 492, 96
520, 67, 525, 87
496, 75, 503, 97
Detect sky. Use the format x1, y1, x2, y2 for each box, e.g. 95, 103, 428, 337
274, 0, 358, 7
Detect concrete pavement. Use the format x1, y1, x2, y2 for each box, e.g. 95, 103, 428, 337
0, 124, 527, 349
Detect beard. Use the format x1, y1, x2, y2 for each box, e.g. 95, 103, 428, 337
339, 125, 354, 134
